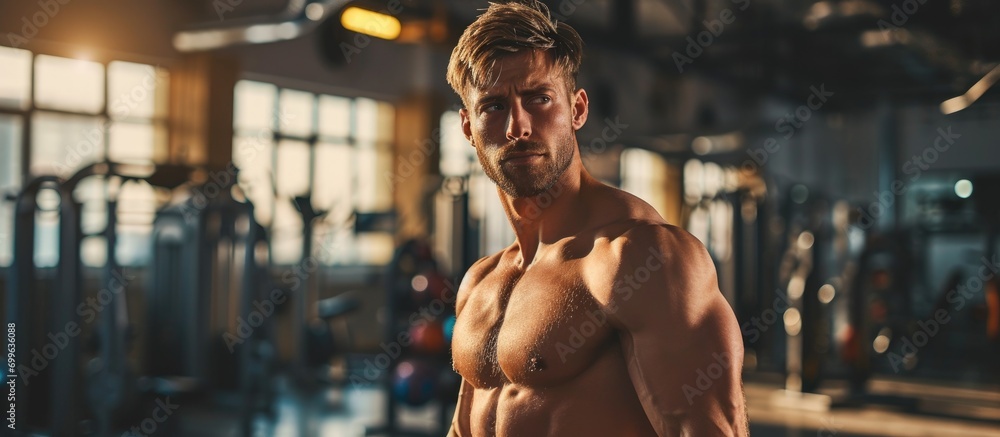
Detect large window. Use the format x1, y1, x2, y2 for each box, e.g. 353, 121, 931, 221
0, 46, 168, 267
233, 80, 394, 265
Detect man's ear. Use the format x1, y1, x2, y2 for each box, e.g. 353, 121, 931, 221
460, 108, 474, 146
572, 88, 589, 130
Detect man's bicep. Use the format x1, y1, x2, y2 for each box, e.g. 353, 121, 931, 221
610, 225, 746, 435
621, 294, 746, 436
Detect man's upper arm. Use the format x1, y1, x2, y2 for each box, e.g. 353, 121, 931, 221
606, 224, 747, 437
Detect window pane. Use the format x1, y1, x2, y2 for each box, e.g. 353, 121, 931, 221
275, 140, 310, 197
31, 112, 105, 177
0, 46, 31, 109
116, 180, 156, 265
683, 159, 704, 203
318, 95, 351, 139
279, 89, 314, 137
109, 122, 156, 163
81, 235, 107, 267
0, 114, 18, 266
440, 111, 474, 177
108, 61, 169, 120
0, 115, 22, 189
233, 134, 274, 226
35, 55, 105, 114
234, 80, 276, 131
313, 142, 353, 215
621, 148, 667, 218
233, 133, 273, 172
0, 201, 12, 267
358, 232, 393, 264
356, 146, 391, 211
118, 181, 156, 231
376, 101, 394, 142
75, 176, 107, 236
355, 98, 378, 143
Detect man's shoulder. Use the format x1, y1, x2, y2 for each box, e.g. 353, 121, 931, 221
589, 221, 720, 324
599, 220, 713, 273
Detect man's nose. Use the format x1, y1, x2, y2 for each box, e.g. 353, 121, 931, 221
505, 103, 531, 141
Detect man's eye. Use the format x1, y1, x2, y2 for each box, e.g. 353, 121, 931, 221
483, 103, 504, 113
531, 95, 551, 104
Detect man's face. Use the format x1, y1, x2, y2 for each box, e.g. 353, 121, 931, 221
461, 50, 587, 198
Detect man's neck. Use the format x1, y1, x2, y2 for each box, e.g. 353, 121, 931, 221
500, 168, 594, 269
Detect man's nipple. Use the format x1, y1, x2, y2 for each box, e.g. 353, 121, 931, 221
528, 354, 546, 372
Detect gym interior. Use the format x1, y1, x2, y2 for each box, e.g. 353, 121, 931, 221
1, 0, 999, 435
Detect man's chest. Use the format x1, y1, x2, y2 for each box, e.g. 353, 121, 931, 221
452, 260, 618, 389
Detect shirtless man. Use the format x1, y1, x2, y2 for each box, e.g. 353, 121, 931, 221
444, 2, 748, 435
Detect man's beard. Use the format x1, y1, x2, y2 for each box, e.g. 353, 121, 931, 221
477, 136, 574, 198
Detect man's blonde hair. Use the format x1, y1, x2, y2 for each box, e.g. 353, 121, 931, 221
446, 0, 584, 107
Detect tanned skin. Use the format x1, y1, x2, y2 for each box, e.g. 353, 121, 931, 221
447, 49, 748, 437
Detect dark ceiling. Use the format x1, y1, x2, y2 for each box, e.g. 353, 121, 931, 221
182, 0, 1000, 107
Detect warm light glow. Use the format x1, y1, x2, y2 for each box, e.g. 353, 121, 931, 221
818, 284, 835, 304
74, 51, 93, 62
873, 335, 890, 353
955, 179, 973, 199
341, 6, 402, 40
784, 308, 802, 336
941, 64, 1000, 115
411, 275, 428, 292
797, 231, 815, 250
306, 3, 325, 21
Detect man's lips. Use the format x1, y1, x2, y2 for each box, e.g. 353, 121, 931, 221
501, 153, 545, 164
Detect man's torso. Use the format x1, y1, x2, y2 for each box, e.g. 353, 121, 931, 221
452, 218, 662, 437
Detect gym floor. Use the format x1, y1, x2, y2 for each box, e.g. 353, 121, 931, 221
163, 379, 1000, 437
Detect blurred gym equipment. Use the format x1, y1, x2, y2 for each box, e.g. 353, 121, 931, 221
7, 175, 81, 436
